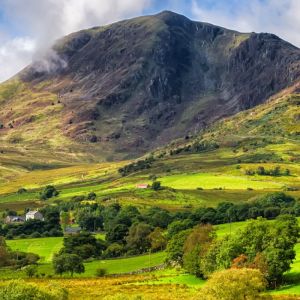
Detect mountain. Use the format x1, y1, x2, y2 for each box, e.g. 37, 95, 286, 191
157, 83, 300, 164
0, 11, 299, 165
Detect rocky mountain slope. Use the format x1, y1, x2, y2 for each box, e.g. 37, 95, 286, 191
0, 11, 299, 163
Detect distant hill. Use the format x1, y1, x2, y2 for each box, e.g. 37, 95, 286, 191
0, 11, 299, 166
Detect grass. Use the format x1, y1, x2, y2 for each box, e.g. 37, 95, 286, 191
159, 172, 285, 190
7, 237, 63, 263
81, 251, 166, 276
0, 251, 166, 279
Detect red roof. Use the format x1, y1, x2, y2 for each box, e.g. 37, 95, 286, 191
136, 184, 148, 189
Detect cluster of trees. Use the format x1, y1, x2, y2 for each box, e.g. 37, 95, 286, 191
0, 236, 39, 268
118, 156, 155, 176
59, 232, 106, 259
165, 193, 299, 230
170, 141, 219, 156
51, 192, 298, 261
54, 203, 172, 260
0, 207, 63, 239
245, 166, 290, 176
166, 215, 299, 288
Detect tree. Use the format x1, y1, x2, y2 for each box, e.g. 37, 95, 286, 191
256, 166, 266, 175
43, 207, 62, 233
40, 185, 59, 200
125, 223, 152, 254
61, 232, 106, 259
256, 192, 295, 208
166, 229, 192, 265
144, 207, 172, 228
77, 213, 103, 232
60, 211, 70, 230
106, 224, 129, 244
202, 216, 299, 287
148, 227, 167, 252
0, 236, 10, 267
103, 243, 124, 258
183, 224, 216, 277
198, 268, 267, 300
151, 181, 161, 191
24, 265, 38, 278
87, 192, 97, 200
53, 253, 85, 277
167, 219, 194, 238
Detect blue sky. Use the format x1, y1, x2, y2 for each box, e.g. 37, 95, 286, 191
0, 0, 299, 82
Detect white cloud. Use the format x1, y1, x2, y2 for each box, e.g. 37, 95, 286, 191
0, 0, 151, 82
191, 0, 300, 48
0, 36, 35, 82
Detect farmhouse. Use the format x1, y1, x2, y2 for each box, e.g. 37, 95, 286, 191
65, 226, 82, 234
26, 210, 44, 221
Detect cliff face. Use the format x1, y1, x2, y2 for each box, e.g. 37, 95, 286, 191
5, 11, 300, 158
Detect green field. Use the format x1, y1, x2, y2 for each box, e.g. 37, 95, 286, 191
7, 237, 63, 262
81, 251, 166, 276
0, 250, 166, 279
159, 172, 285, 190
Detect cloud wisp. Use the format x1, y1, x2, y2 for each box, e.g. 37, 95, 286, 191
0, 0, 151, 82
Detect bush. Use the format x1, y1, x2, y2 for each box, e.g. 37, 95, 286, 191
87, 192, 97, 200
151, 181, 161, 191
24, 265, 37, 278
0, 280, 68, 300
17, 188, 27, 194
103, 243, 124, 258
71, 195, 86, 202
30, 232, 41, 238
198, 269, 267, 300
95, 268, 107, 277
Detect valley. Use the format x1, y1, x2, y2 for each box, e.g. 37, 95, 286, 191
0, 9, 299, 300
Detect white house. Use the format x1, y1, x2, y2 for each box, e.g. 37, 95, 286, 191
26, 210, 44, 221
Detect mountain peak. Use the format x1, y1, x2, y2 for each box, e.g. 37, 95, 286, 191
1, 12, 299, 161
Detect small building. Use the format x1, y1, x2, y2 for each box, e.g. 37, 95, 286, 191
5, 215, 25, 224
64, 226, 82, 235
26, 210, 44, 221
136, 183, 149, 189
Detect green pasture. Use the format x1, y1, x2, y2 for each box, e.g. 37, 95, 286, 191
159, 172, 285, 190
7, 237, 63, 263
81, 251, 166, 276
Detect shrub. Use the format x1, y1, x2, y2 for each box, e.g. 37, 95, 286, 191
17, 188, 27, 194
71, 195, 85, 202
151, 181, 161, 191
24, 265, 37, 278
30, 232, 41, 238
87, 192, 97, 200
95, 268, 107, 277
198, 268, 267, 300
0, 280, 68, 300
40, 185, 59, 200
